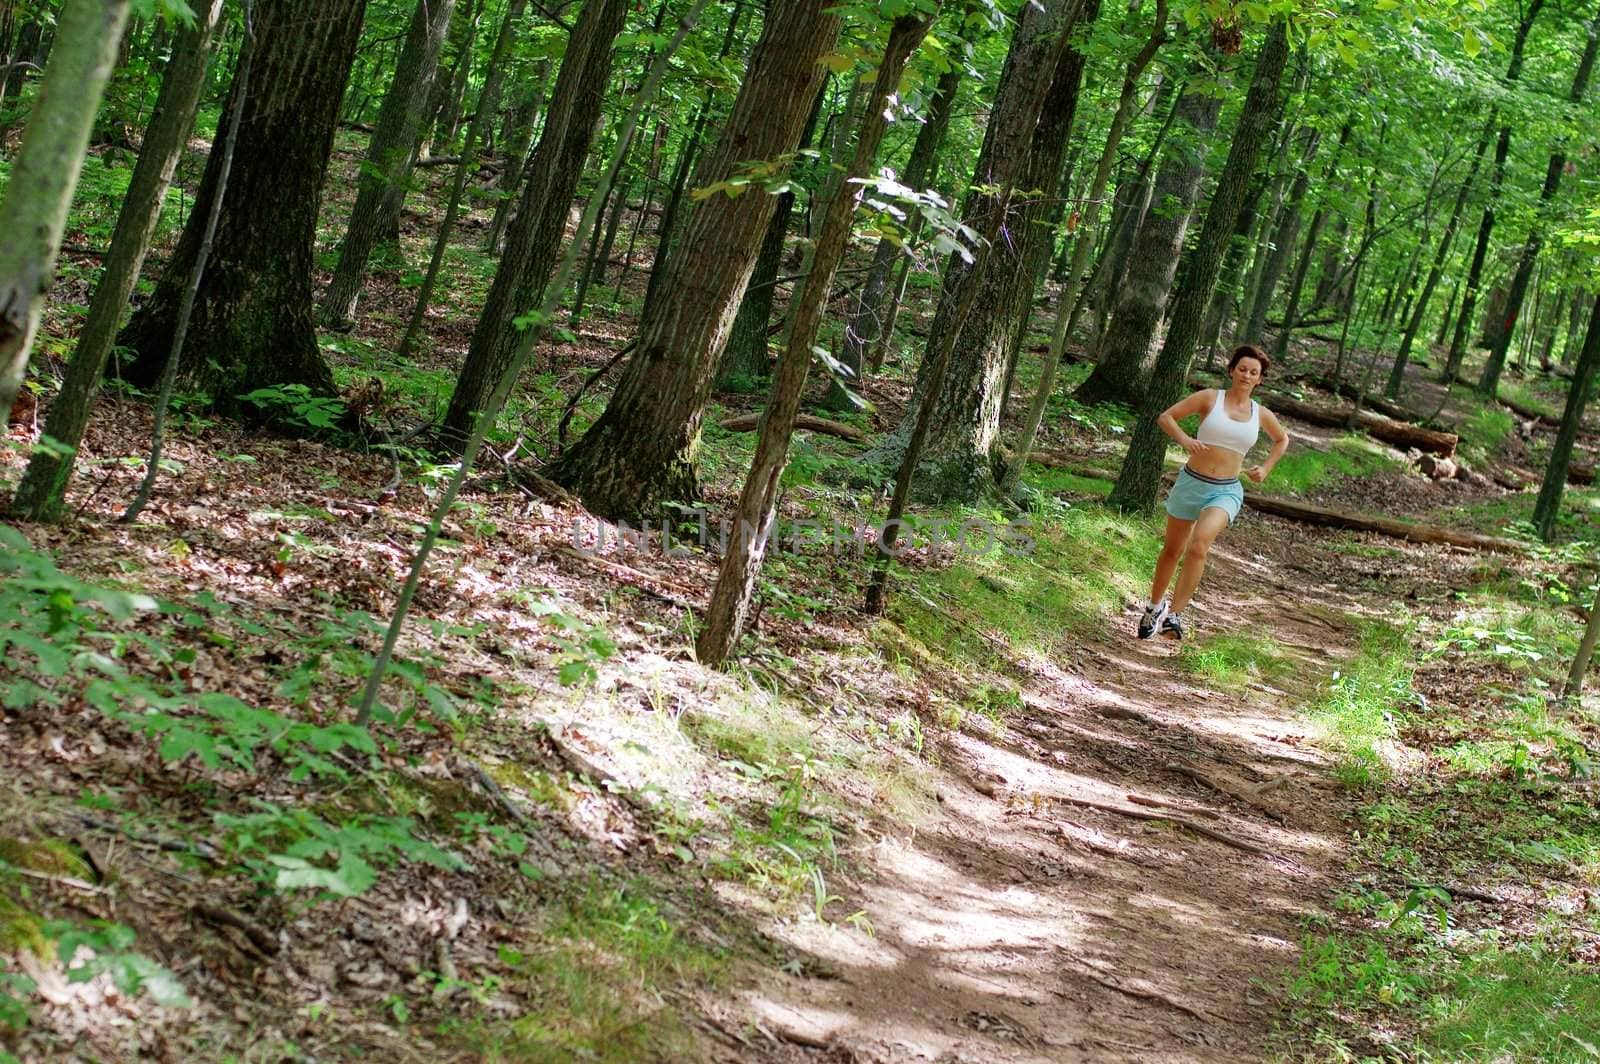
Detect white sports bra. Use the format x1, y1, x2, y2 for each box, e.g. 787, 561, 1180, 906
1194, 389, 1260, 455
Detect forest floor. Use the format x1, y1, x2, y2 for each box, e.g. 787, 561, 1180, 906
4, 143, 1600, 1062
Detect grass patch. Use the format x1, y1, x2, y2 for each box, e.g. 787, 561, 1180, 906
456, 879, 722, 1062
1306, 617, 1417, 788
1265, 433, 1401, 496
1425, 949, 1600, 1061
1024, 465, 1114, 497
892, 501, 1161, 671
1457, 402, 1515, 466
1177, 630, 1294, 693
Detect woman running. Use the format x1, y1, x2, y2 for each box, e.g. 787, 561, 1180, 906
1137, 344, 1289, 640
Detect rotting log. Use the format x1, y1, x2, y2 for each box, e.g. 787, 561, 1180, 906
1298, 375, 1420, 422
715, 412, 865, 441
1265, 395, 1458, 456
1240, 491, 1525, 553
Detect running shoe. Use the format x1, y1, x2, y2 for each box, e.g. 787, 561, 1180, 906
1137, 599, 1168, 639
1159, 611, 1185, 641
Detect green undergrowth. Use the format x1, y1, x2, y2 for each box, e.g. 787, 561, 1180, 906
446, 878, 721, 1062
1265, 433, 1402, 497
1456, 402, 1515, 467
1284, 574, 1600, 1060
891, 499, 1161, 675
1176, 630, 1296, 694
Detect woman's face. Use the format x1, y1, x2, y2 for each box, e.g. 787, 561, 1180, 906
1230, 357, 1264, 389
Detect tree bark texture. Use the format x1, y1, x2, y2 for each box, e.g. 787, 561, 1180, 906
1075, 65, 1223, 408
869, 0, 1087, 502
1000, 0, 1164, 499
321, 0, 457, 328
1242, 128, 1320, 343
116, 0, 368, 413
0, 0, 131, 422
10, 0, 225, 522
551, 0, 843, 520
1110, 21, 1291, 513
695, 13, 932, 667
440, 0, 629, 444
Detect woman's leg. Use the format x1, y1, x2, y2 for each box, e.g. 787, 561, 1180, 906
1169, 507, 1231, 613
1150, 515, 1196, 603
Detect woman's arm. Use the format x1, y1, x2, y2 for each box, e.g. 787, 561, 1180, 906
1158, 389, 1217, 457
1247, 407, 1290, 483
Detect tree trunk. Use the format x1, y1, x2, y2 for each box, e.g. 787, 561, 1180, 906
1109, 21, 1291, 513
696, 13, 932, 667
1386, 121, 1491, 397
865, 0, 1089, 502
9, 0, 225, 523
550, 0, 844, 520
115, 0, 366, 414
999, 0, 1165, 499
1075, 62, 1223, 408
1243, 127, 1322, 343
1534, 293, 1600, 541
484, 57, 551, 252
1444, 0, 1545, 381
425, 0, 478, 156
638, 0, 748, 314
1272, 121, 1357, 361
717, 81, 828, 387
321, 0, 457, 329
1478, 7, 1599, 399
833, 58, 963, 389
440, 0, 629, 445
0, 0, 132, 422
397, 0, 529, 361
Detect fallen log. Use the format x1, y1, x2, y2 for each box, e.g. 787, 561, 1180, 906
1450, 373, 1564, 428
716, 412, 865, 442
1297, 375, 1421, 423
1240, 491, 1525, 553
1418, 454, 1457, 481
1266, 395, 1458, 457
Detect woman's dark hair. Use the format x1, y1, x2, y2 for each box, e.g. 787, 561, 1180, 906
1227, 344, 1270, 377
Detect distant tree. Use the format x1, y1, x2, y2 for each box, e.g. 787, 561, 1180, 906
115, 0, 370, 417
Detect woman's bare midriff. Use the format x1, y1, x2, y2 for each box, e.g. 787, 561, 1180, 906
1186, 448, 1246, 479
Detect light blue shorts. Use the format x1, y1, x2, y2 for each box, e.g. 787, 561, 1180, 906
1165, 467, 1244, 524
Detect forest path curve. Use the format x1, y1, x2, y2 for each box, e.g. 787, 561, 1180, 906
711, 517, 1367, 1063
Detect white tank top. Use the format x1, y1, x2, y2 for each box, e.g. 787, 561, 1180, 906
1194, 389, 1260, 455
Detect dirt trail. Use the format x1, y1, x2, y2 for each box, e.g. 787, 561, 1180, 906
711, 519, 1364, 1062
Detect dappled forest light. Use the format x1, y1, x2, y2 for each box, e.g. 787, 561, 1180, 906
3, 0, 1600, 1059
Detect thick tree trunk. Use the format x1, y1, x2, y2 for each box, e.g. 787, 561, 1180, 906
551, 0, 844, 520
321, 0, 457, 328
116, 0, 367, 414
0, 0, 131, 422
1387, 123, 1490, 397
1444, 0, 1545, 381
999, 0, 1165, 498
1075, 64, 1223, 408
1109, 21, 1291, 513
1479, 8, 1599, 398
10, 0, 224, 523
696, 13, 932, 667
866, 0, 1089, 502
638, 0, 748, 315
439, 0, 629, 445
1534, 293, 1600, 541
